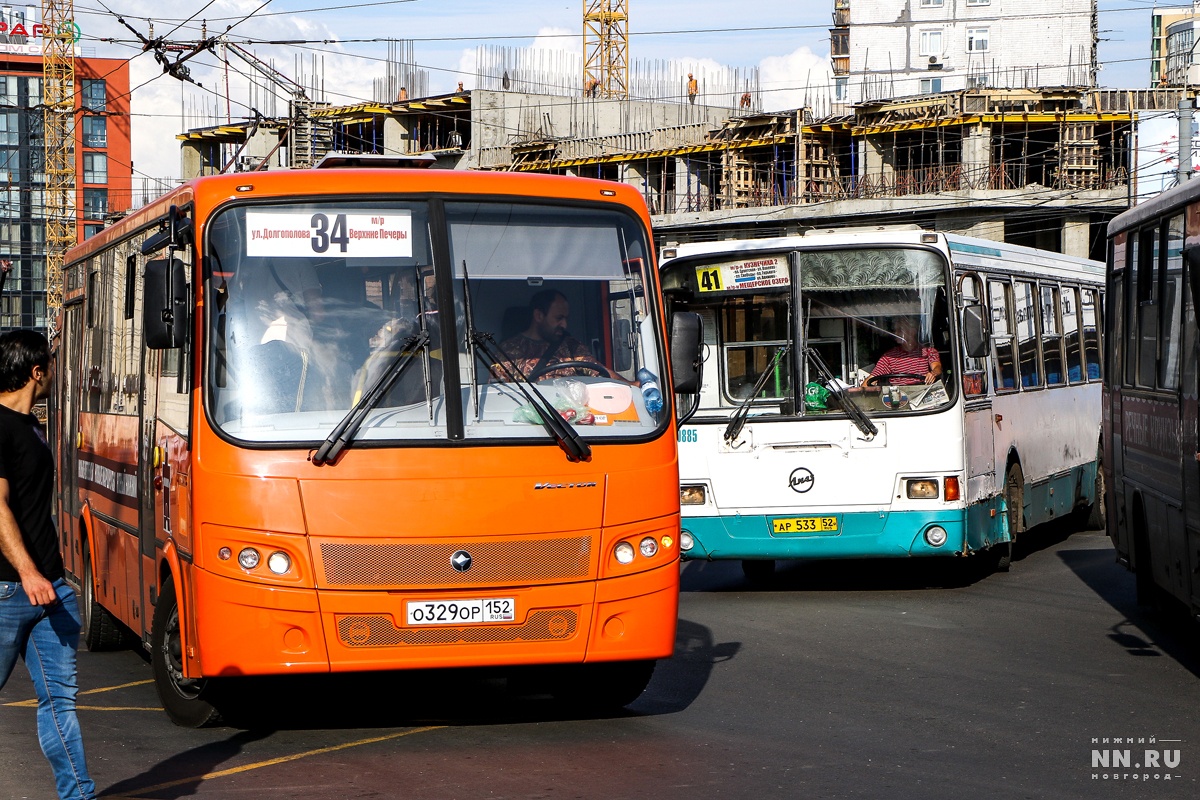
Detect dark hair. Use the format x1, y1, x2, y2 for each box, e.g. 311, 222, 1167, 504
529, 289, 567, 316
0, 329, 51, 393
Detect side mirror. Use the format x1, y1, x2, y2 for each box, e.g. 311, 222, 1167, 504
1187, 247, 1200, 327
144, 258, 189, 350
961, 303, 989, 359
670, 312, 703, 394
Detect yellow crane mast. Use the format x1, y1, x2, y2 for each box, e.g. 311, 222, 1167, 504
41, 0, 76, 332
583, 0, 629, 100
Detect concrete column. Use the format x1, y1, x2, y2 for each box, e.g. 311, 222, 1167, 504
1062, 216, 1091, 259
179, 142, 203, 180
962, 124, 991, 190
938, 213, 1004, 243
864, 133, 895, 186
381, 115, 407, 155
673, 157, 690, 213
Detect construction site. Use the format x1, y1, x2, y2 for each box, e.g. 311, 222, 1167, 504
171, 1, 1163, 263
3, 0, 1182, 333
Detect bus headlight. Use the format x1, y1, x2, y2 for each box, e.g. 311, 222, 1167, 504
614, 542, 635, 564
907, 479, 939, 499
640, 537, 659, 558
681, 485, 706, 505
267, 551, 292, 575
680, 531, 694, 551
924, 526, 948, 547
238, 547, 261, 569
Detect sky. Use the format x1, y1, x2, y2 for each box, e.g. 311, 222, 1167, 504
55, 0, 1174, 183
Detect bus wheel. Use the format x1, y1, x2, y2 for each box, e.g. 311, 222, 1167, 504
81, 543, 126, 651
550, 660, 656, 712
1086, 448, 1106, 531
152, 577, 221, 728
989, 541, 1013, 573
741, 559, 776, 586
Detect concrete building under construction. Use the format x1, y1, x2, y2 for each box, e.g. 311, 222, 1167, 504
177, 79, 1160, 262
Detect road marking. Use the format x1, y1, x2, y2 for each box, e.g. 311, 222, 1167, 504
107, 726, 445, 799
3, 679, 158, 709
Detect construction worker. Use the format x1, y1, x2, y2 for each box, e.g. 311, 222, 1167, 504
687, 73, 698, 104
397, 86, 408, 102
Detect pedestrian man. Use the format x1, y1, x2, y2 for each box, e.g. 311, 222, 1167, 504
0, 329, 97, 800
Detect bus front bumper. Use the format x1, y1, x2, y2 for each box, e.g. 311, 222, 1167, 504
680, 509, 968, 561
191, 561, 677, 677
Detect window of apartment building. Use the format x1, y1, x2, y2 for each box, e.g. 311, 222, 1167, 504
967, 28, 990, 52
83, 224, 104, 240
919, 30, 943, 56
920, 78, 943, 93
82, 116, 107, 148
83, 188, 108, 219
81, 80, 107, 112
83, 153, 107, 184
831, 29, 849, 57
834, 77, 848, 101
920, 0, 944, 7
966, 0, 990, 6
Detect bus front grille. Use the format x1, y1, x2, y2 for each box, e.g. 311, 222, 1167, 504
318, 537, 592, 587
336, 610, 579, 647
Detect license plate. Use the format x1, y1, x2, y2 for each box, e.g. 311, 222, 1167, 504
406, 598, 516, 626
771, 516, 839, 534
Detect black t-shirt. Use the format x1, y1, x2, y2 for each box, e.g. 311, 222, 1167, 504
0, 403, 64, 582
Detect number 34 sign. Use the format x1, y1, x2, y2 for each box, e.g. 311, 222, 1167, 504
245, 210, 413, 258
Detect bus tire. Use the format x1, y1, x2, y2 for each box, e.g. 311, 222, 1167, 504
741, 559, 776, 586
1086, 447, 1106, 531
990, 541, 1013, 573
550, 660, 656, 712
81, 542, 126, 652
152, 576, 221, 728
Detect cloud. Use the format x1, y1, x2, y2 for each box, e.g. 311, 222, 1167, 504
759, 46, 834, 113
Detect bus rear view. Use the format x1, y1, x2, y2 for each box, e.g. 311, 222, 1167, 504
57, 169, 700, 725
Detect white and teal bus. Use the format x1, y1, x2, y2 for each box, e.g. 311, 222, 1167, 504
660, 228, 1105, 580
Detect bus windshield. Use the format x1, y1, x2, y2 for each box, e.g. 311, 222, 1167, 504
205, 199, 664, 444
664, 245, 954, 417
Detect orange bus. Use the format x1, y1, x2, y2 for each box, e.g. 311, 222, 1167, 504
52, 160, 702, 726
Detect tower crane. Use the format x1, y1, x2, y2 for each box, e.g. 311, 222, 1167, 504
583, 0, 629, 100
41, 0, 76, 333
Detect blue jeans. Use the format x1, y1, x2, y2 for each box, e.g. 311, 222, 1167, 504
0, 578, 97, 800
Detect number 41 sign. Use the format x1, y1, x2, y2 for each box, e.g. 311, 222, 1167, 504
245, 210, 413, 258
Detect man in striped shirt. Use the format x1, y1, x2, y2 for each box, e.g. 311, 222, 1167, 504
865, 316, 942, 388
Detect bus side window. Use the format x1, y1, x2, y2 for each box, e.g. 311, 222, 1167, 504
958, 273, 988, 397
1081, 287, 1102, 381
1041, 284, 1065, 386
1159, 214, 1184, 391
1014, 280, 1041, 388
1063, 286, 1085, 383
988, 279, 1017, 391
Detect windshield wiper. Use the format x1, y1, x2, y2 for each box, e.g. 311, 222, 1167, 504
724, 345, 790, 445
471, 331, 591, 462
804, 346, 877, 439
311, 330, 430, 465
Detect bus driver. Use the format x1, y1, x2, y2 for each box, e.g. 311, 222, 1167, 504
861, 316, 942, 389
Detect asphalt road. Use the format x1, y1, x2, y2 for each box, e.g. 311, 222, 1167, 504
3, 519, 1199, 799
